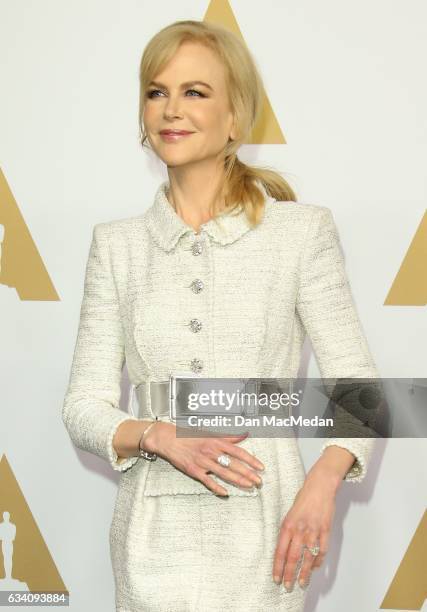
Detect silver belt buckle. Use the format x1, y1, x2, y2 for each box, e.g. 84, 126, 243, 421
169, 371, 204, 421
168, 373, 265, 421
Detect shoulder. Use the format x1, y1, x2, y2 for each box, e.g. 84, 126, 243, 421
92, 214, 145, 234
263, 199, 335, 235
265, 198, 331, 218
89, 213, 148, 248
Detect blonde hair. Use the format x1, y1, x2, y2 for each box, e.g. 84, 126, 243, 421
138, 20, 298, 227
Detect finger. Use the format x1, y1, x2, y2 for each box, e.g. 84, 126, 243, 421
229, 459, 263, 487
220, 440, 265, 472
297, 533, 319, 587
202, 457, 258, 489
282, 533, 305, 589
311, 551, 326, 569
272, 521, 293, 584
312, 529, 329, 569
197, 471, 229, 497
203, 448, 263, 487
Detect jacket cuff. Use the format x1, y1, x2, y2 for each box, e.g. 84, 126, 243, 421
107, 414, 141, 472
320, 438, 375, 483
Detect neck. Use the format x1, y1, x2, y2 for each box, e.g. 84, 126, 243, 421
166, 162, 227, 232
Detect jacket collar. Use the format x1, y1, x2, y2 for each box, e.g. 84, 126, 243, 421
145, 180, 257, 252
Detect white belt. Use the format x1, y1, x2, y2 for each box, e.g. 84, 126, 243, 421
133, 380, 170, 420
129, 371, 204, 421
128, 375, 293, 422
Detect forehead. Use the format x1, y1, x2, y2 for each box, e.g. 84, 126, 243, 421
154, 41, 227, 88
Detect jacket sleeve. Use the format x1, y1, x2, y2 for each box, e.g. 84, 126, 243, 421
62, 223, 140, 473
295, 206, 379, 483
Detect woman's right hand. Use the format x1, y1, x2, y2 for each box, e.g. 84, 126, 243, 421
143, 421, 265, 496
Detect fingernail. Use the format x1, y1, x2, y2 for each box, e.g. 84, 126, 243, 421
284, 581, 293, 592
273, 575, 281, 584
257, 463, 265, 471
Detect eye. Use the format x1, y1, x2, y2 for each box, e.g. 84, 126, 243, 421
186, 89, 205, 97
145, 88, 205, 99
146, 89, 163, 99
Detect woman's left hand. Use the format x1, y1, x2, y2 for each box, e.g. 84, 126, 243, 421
272, 463, 342, 591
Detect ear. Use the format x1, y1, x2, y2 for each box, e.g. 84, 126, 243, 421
229, 116, 238, 141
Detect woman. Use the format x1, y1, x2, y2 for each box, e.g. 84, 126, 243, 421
62, 20, 379, 612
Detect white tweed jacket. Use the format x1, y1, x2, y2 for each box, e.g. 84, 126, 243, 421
62, 180, 379, 493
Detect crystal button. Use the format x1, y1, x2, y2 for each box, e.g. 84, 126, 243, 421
191, 241, 203, 256
190, 358, 204, 373
189, 318, 202, 333
190, 279, 204, 293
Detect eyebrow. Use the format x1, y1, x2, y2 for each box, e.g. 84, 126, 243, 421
147, 80, 213, 91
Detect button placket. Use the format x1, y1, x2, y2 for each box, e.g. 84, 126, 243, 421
188, 233, 206, 372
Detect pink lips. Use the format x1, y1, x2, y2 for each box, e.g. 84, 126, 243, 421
160, 130, 194, 142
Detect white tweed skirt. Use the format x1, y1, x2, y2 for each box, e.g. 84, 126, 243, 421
109, 455, 309, 612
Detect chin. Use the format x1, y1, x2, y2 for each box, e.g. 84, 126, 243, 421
162, 153, 204, 167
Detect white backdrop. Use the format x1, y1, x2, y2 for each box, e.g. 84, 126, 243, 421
1, 1, 426, 611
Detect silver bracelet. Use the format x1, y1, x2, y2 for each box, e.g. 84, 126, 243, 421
139, 418, 159, 461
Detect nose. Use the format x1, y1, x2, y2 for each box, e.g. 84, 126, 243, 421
163, 93, 183, 119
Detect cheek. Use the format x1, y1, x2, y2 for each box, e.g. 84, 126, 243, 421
195, 120, 231, 148
142, 105, 158, 128
193, 104, 229, 130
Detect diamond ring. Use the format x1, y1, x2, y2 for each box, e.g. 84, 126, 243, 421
305, 544, 320, 556
217, 454, 231, 467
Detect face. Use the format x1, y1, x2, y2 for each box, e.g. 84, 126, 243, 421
142, 41, 236, 169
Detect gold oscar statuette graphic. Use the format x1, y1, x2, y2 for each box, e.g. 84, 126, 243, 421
0, 168, 59, 301
380, 509, 427, 610
203, 0, 286, 144
385, 210, 427, 306
0, 455, 68, 596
